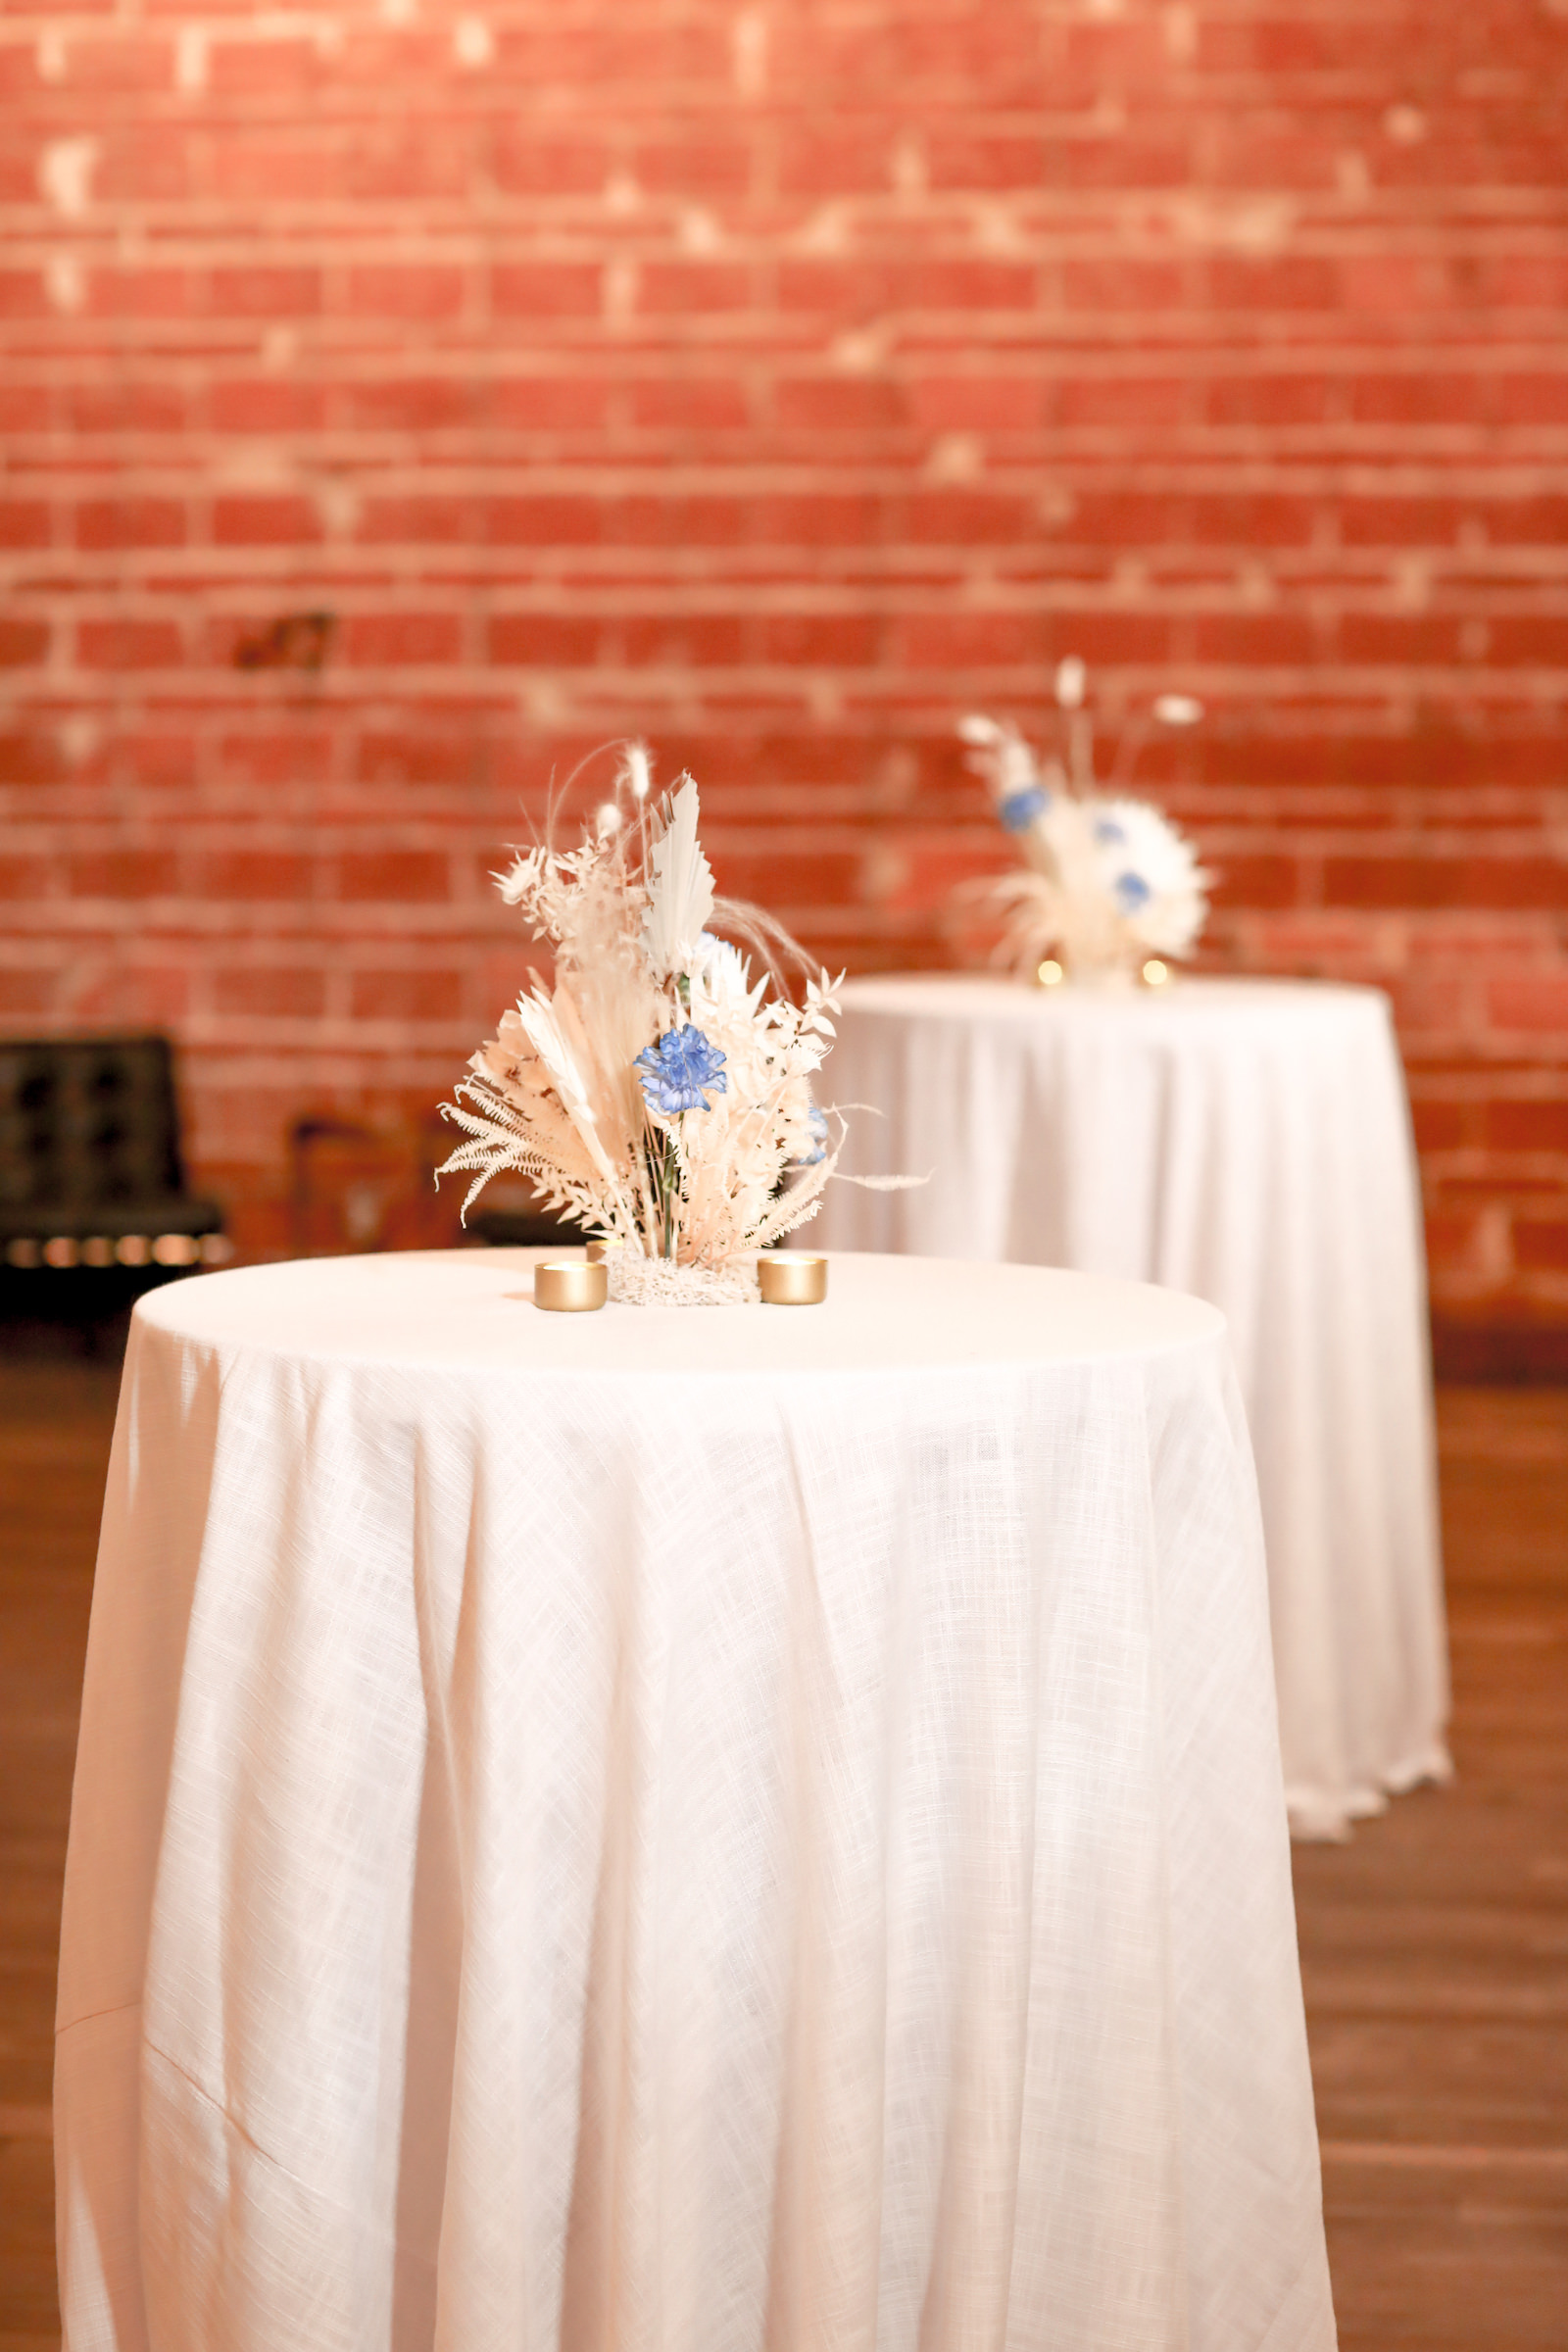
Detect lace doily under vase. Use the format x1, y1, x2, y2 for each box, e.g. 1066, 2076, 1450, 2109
606, 1251, 759, 1307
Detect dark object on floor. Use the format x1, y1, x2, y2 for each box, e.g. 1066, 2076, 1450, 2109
0, 1035, 226, 1355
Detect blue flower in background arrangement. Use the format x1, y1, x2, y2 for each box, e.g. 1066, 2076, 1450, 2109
635, 1024, 728, 1114
1000, 785, 1051, 833
1094, 817, 1127, 846
1113, 871, 1152, 912
793, 1103, 829, 1166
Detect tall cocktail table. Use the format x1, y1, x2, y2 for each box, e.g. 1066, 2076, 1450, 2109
57, 1249, 1335, 2352
816, 974, 1450, 1840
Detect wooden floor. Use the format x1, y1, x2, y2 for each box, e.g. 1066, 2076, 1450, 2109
1, 1362, 1564, 2348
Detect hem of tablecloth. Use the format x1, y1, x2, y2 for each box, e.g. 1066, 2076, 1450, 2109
1285, 1740, 1454, 1843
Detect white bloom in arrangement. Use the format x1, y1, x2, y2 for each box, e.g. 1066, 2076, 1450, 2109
438, 747, 906, 1302
960, 690, 1211, 983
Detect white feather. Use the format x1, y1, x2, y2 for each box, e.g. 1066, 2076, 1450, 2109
640, 776, 715, 978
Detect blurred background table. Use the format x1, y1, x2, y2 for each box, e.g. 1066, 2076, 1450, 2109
57, 1250, 1333, 2352
817, 974, 1450, 1841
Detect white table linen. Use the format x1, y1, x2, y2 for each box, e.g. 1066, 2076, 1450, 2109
815, 974, 1449, 1839
57, 1249, 1335, 2352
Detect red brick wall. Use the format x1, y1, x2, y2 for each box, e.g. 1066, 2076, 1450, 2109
3, 0, 1567, 1322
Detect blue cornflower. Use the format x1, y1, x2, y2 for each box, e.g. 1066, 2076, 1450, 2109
1094, 817, 1127, 846
1000, 785, 1051, 833
1113, 870, 1152, 911
635, 1024, 728, 1114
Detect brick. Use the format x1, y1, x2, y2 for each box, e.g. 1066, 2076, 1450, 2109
638, 263, 752, 315
356, 732, 476, 788
489, 263, 603, 319
1496, 373, 1568, 427
0, 619, 48, 666
209, 266, 321, 318
74, 497, 184, 552
56, 33, 174, 91
210, 141, 335, 206
612, 493, 748, 547
0, 500, 49, 549
635, 135, 752, 197
0, 970, 56, 1016
1206, 374, 1333, 428
621, 614, 746, 666
193, 853, 314, 902
890, 613, 1040, 669
764, 615, 881, 665
1338, 615, 1460, 665
492, 132, 610, 198
210, 380, 325, 433
631, 378, 750, 430
75, 619, 181, 669
1325, 858, 1568, 911
341, 614, 464, 666
492, 377, 611, 430
777, 127, 903, 195
758, 492, 885, 546
0, 384, 52, 432
68, 382, 187, 434
925, 134, 1047, 192
485, 494, 602, 546
207, 37, 318, 96
0, 270, 46, 318
334, 851, 451, 904
0, 856, 51, 899
1062, 259, 1188, 311
212, 496, 320, 547
1488, 978, 1568, 1032
91, 266, 193, 318
1340, 495, 1466, 547
1208, 855, 1302, 910
67, 851, 164, 899
909, 377, 1044, 431
349, 968, 464, 1021
212, 967, 326, 1018
1485, 1101, 1568, 1155
356, 496, 470, 546
0, 731, 65, 787
1410, 1101, 1470, 1154
346, 265, 466, 319
346, 378, 475, 433
1513, 1220, 1568, 1273
488, 615, 602, 666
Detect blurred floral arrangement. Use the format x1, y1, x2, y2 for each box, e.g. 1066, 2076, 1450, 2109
438, 746, 896, 1304
961, 658, 1211, 986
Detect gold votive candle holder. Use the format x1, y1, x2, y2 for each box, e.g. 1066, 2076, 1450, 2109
534, 1259, 609, 1313
758, 1252, 828, 1306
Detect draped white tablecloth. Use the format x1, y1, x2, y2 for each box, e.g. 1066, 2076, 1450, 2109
815, 974, 1449, 1839
57, 1249, 1335, 2352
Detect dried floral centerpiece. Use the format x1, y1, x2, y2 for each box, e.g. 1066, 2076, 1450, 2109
438, 747, 883, 1305
961, 658, 1211, 987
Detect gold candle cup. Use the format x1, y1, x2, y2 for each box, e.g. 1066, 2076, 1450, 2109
758, 1251, 828, 1306
534, 1258, 609, 1313
585, 1237, 623, 1264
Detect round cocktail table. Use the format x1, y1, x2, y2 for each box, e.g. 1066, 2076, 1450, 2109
57, 1249, 1335, 2352
816, 974, 1450, 1839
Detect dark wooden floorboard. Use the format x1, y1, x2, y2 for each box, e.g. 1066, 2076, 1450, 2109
1, 1363, 1564, 2344
1295, 1386, 1568, 2349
